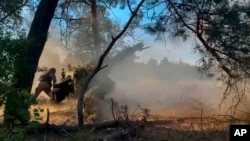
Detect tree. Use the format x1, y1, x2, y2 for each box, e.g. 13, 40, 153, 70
72, 3, 125, 62
0, 0, 28, 23
53, 0, 148, 123
0, 0, 147, 128
0, 25, 37, 126
0, 0, 40, 125
90, 0, 101, 58
14, 0, 59, 92
143, 0, 250, 104
55, 0, 141, 62
76, 0, 146, 128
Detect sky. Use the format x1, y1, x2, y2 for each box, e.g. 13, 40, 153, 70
21, 2, 201, 65
108, 6, 200, 65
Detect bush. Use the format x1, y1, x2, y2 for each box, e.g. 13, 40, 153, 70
3, 88, 37, 125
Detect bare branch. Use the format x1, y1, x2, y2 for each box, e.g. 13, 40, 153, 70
54, 16, 88, 21
81, 0, 91, 6
127, 0, 133, 14
100, 65, 108, 70
77, 0, 146, 129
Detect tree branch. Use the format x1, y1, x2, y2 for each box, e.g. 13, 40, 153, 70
167, 0, 237, 78
54, 16, 88, 21
100, 65, 108, 70
196, 34, 234, 77
127, 0, 133, 14
81, 0, 92, 6
77, 0, 146, 129
0, 0, 28, 23
167, 0, 196, 33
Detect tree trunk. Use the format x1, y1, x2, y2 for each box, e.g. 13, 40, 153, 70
90, 0, 101, 59
77, 0, 146, 129
4, 0, 58, 126
77, 79, 87, 129
14, 0, 59, 92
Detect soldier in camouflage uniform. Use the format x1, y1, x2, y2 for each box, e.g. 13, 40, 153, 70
34, 67, 57, 100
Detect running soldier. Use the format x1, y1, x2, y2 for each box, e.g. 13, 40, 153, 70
34, 67, 57, 100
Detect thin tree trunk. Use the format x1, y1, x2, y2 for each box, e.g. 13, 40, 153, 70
14, 0, 59, 92
77, 0, 146, 129
90, 0, 101, 59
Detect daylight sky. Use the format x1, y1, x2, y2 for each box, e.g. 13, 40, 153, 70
109, 7, 200, 65
22, 2, 201, 65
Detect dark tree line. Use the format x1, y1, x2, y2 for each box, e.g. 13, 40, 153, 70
111, 54, 206, 82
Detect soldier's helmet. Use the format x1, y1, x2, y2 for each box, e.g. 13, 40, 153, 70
49, 67, 56, 73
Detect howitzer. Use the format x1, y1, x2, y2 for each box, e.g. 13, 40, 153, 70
52, 76, 74, 103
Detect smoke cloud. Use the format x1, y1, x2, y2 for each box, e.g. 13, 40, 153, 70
33, 37, 250, 121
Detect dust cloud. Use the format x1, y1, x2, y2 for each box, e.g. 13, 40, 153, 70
32, 38, 250, 123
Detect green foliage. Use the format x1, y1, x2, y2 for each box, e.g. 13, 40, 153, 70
74, 130, 96, 141
0, 28, 27, 83
144, 0, 250, 79
4, 89, 37, 124
0, 127, 26, 141
0, 121, 41, 141
55, 0, 141, 62
72, 11, 126, 60
141, 0, 250, 105
0, 0, 26, 34
0, 0, 49, 126
0, 0, 25, 18
0, 0, 42, 133
0, 24, 37, 125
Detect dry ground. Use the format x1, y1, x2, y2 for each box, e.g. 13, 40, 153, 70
24, 99, 231, 141
0, 97, 235, 141
22, 126, 229, 141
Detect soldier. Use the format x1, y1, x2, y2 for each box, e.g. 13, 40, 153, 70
34, 67, 57, 100
61, 68, 66, 81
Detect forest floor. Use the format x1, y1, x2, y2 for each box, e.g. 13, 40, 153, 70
23, 125, 229, 141
23, 114, 230, 141
0, 98, 234, 141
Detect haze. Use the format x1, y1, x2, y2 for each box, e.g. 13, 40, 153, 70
31, 36, 250, 120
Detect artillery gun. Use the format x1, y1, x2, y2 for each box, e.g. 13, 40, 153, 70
37, 43, 149, 121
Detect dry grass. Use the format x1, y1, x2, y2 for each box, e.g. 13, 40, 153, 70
1, 96, 245, 141
23, 118, 230, 141
0, 106, 236, 141
140, 127, 228, 141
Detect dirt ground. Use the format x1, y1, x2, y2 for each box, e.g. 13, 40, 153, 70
30, 98, 79, 126
21, 118, 229, 141
23, 126, 228, 141
0, 96, 233, 141
26, 99, 231, 141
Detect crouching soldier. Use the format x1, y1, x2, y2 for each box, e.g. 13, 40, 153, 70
34, 67, 57, 100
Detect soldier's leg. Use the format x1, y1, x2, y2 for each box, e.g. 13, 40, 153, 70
43, 88, 55, 101
34, 88, 43, 98
51, 91, 56, 101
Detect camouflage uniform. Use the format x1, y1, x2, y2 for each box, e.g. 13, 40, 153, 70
34, 68, 57, 100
